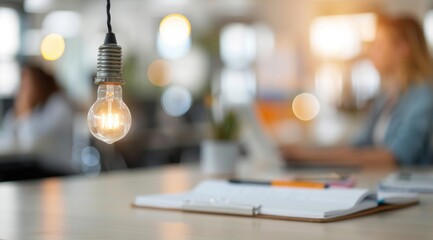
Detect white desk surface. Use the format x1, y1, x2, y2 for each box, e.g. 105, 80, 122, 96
1, 163, 432, 240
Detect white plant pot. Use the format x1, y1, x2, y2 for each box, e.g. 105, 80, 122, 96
200, 140, 239, 175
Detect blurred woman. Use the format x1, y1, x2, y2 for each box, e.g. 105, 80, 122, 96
282, 15, 433, 166
0, 64, 75, 174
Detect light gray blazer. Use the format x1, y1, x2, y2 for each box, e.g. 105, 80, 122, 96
353, 83, 433, 165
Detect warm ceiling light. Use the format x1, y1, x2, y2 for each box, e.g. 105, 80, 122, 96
87, 0, 131, 144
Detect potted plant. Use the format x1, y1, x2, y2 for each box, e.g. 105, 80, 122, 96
201, 110, 240, 175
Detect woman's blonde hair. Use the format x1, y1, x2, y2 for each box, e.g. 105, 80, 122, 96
378, 15, 433, 83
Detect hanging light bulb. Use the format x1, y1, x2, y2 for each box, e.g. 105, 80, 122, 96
87, 0, 131, 144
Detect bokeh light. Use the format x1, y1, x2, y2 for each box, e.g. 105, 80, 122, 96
158, 13, 191, 59
40, 33, 65, 61
0, 61, 20, 97
310, 13, 376, 60
80, 146, 101, 174
220, 23, 256, 69
147, 59, 171, 87
161, 86, 193, 117
292, 93, 320, 121
159, 14, 191, 44
24, 0, 53, 13
0, 8, 19, 57
310, 17, 359, 60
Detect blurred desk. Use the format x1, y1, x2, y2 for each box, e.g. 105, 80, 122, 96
0, 164, 433, 239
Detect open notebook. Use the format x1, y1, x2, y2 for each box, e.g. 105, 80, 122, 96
133, 180, 418, 222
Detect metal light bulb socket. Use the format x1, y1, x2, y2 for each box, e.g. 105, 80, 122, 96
95, 42, 125, 85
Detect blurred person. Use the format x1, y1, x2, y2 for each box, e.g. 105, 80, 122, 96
0, 63, 76, 175
282, 15, 433, 166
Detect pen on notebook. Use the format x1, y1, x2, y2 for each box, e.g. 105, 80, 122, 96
293, 173, 350, 181
228, 179, 329, 189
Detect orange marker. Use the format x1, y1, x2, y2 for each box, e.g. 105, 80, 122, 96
228, 179, 328, 189
271, 180, 327, 189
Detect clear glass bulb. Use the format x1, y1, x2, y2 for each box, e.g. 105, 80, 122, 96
87, 84, 131, 144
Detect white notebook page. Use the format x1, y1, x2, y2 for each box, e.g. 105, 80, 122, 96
135, 180, 378, 219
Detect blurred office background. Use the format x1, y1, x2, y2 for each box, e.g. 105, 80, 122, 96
1, 0, 433, 179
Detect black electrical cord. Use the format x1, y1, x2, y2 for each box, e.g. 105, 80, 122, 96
104, 0, 117, 44
106, 0, 112, 33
